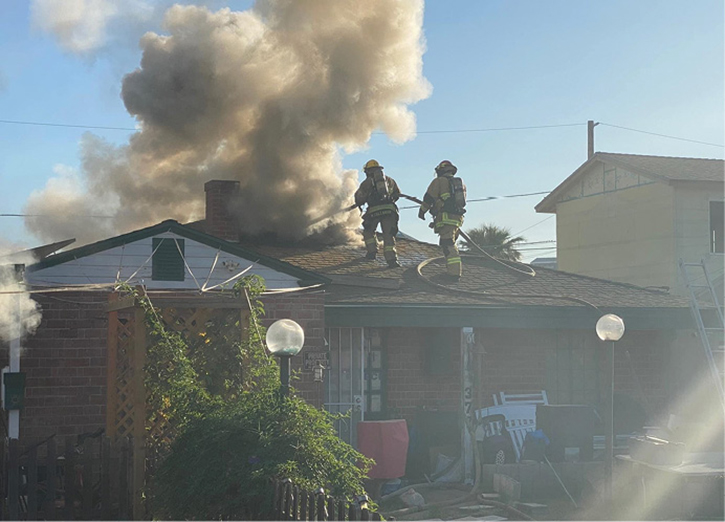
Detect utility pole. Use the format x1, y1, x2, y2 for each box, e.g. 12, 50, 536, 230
587, 120, 599, 159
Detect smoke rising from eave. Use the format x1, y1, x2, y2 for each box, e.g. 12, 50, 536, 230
0, 244, 42, 342
25, 0, 431, 246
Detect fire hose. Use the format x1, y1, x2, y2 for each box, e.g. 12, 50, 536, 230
397, 194, 536, 278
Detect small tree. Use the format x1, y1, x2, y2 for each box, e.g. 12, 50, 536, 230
129, 277, 372, 520
460, 223, 525, 261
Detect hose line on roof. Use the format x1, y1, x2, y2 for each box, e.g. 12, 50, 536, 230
416, 255, 603, 312
399, 193, 537, 278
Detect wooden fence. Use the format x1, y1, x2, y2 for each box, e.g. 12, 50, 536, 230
2, 436, 133, 521
272, 479, 384, 521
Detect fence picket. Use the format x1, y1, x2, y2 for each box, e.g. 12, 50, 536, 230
299, 488, 308, 521
82, 438, 93, 519
64, 438, 76, 520
283, 479, 293, 520
326, 496, 336, 521
273, 480, 281, 520
119, 437, 130, 520
361, 507, 371, 521
27, 444, 38, 520
336, 499, 346, 521
46, 437, 57, 521
8, 438, 19, 520
101, 438, 111, 520
292, 485, 300, 520
307, 490, 316, 521
315, 489, 327, 521
348, 502, 357, 521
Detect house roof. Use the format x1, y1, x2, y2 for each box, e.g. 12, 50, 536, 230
0, 238, 76, 264
27, 220, 328, 285
536, 152, 724, 213
240, 232, 696, 330
24, 219, 697, 329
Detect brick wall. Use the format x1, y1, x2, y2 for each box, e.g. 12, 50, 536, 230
478, 328, 551, 402
11, 289, 325, 448
385, 327, 462, 424
261, 292, 326, 407
19, 292, 108, 447
381, 326, 670, 427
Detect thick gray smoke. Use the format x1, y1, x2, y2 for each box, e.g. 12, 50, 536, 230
26, 0, 431, 245
0, 244, 42, 342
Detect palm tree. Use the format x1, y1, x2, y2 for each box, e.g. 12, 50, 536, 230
459, 224, 525, 261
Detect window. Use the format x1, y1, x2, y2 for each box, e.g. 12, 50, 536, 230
710, 201, 724, 254
546, 331, 599, 406
152, 238, 185, 281
424, 328, 456, 375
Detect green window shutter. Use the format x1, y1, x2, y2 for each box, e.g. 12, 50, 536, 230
152, 238, 185, 281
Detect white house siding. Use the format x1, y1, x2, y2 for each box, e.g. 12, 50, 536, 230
556, 164, 677, 290
673, 183, 724, 295
26, 231, 301, 290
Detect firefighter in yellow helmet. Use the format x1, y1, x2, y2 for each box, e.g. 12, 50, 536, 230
355, 160, 402, 268
418, 160, 466, 280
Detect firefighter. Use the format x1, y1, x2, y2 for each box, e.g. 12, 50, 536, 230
355, 159, 402, 268
418, 160, 466, 280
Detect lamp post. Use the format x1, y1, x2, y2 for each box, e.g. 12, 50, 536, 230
595, 313, 625, 512
266, 319, 305, 397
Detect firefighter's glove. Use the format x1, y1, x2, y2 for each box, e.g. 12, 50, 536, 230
418, 208, 427, 221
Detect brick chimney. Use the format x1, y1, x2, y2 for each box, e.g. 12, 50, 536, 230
204, 180, 241, 241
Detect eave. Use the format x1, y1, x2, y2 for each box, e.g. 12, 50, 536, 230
325, 303, 695, 330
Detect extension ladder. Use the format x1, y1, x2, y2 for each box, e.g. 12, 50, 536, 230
679, 259, 725, 408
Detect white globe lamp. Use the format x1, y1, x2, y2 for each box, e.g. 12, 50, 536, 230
266, 319, 305, 396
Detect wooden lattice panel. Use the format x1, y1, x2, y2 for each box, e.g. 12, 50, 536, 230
107, 312, 140, 439
106, 293, 247, 519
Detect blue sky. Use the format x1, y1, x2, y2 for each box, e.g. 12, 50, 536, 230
1, 0, 723, 261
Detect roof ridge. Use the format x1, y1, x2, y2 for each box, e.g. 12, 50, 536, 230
597, 151, 724, 162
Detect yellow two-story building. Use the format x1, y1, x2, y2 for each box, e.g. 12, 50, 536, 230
536, 152, 724, 297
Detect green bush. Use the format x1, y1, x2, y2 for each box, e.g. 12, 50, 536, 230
150, 391, 372, 520
131, 276, 372, 520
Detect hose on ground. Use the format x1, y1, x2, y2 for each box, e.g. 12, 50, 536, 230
381, 421, 483, 519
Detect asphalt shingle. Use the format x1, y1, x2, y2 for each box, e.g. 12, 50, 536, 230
243, 234, 692, 310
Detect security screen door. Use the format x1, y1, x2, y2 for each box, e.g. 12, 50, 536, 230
324, 327, 366, 446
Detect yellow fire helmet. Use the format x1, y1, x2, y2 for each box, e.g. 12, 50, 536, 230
435, 160, 458, 176
364, 159, 383, 171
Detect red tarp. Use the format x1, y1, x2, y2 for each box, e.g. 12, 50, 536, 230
357, 419, 409, 479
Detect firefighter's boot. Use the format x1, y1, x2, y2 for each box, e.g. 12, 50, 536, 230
362, 227, 378, 260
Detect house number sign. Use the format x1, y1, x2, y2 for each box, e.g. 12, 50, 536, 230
303, 351, 330, 371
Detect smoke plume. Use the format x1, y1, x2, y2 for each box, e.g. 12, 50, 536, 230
31, 0, 154, 54
26, 1, 431, 245
0, 244, 42, 342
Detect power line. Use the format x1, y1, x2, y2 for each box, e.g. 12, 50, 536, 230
398, 190, 550, 210
402, 122, 586, 135
513, 215, 555, 236
1, 213, 115, 218
4, 189, 551, 218
2, 117, 721, 150
0, 119, 137, 132
599, 122, 724, 148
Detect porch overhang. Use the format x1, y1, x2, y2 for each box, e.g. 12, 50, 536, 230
325, 304, 695, 331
